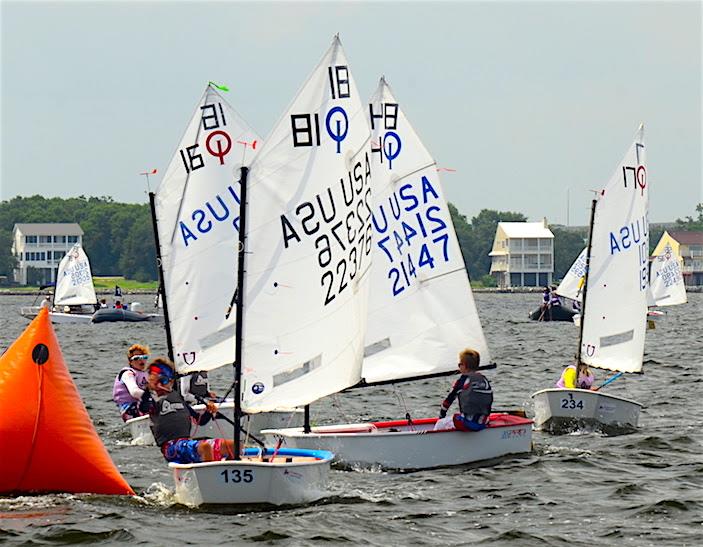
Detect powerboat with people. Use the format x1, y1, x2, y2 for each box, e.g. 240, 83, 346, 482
528, 286, 577, 321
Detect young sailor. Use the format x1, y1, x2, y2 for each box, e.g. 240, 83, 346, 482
112, 344, 150, 421
139, 358, 235, 464
434, 348, 493, 431
180, 370, 217, 404
556, 359, 596, 390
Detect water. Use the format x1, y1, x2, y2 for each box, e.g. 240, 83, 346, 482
1, 293, 701, 545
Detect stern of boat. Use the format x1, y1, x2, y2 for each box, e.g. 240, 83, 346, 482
170, 448, 333, 506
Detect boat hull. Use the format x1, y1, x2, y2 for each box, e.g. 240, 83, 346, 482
170, 447, 333, 506
261, 413, 532, 470
528, 306, 577, 322
92, 308, 159, 323
124, 402, 303, 445
531, 388, 641, 434
20, 307, 95, 324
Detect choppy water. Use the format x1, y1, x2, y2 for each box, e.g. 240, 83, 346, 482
1, 293, 701, 546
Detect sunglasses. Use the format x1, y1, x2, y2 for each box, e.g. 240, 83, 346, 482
149, 365, 175, 385
130, 354, 149, 362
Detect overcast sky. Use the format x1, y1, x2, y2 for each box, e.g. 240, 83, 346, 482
1, 1, 701, 226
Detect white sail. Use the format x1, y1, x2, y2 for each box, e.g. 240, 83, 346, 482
360, 78, 489, 385
580, 125, 648, 374
241, 37, 371, 412
154, 84, 259, 374
649, 243, 687, 306
53, 244, 97, 306
555, 247, 587, 302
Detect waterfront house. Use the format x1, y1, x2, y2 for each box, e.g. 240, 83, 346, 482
489, 220, 554, 288
12, 223, 84, 285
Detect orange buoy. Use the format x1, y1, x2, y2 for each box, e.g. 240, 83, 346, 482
0, 308, 134, 495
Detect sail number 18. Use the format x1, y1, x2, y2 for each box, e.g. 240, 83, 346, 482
220, 469, 254, 484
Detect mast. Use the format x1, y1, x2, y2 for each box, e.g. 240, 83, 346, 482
148, 192, 175, 362
233, 166, 249, 460
303, 405, 311, 433
577, 198, 597, 364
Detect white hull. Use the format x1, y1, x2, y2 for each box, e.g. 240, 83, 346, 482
261, 414, 533, 470
49, 312, 94, 324
531, 388, 642, 434
170, 447, 332, 506
124, 401, 303, 445
20, 307, 94, 324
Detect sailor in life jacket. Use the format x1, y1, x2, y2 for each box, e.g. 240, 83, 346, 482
180, 370, 217, 404
540, 287, 551, 310
434, 348, 493, 432
549, 286, 562, 307
556, 360, 596, 390
139, 358, 235, 464
112, 344, 150, 421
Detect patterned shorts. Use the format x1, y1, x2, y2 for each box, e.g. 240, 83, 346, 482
161, 438, 225, 463
453, 414, 488, 432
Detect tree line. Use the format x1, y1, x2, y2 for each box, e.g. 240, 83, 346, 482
0, 195, 700, 285
0, 196, 156, 282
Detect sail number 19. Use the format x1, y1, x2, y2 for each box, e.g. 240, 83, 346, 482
220, 469, 254, 484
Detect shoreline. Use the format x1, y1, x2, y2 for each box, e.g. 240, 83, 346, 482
1, 287, 700, 296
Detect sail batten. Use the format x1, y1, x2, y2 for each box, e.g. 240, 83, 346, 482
361, 78, 489, 385
580, 126, 648, 374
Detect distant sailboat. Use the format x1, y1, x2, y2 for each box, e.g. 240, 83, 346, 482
649, 243, 687, 307
263, 77, 532, 469
532, 125, 648, 434
20, 243, 97, 324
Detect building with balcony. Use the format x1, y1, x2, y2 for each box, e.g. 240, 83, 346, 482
651, 230, 703, 286
489, 220, 554, 288
12, 223, 84, 285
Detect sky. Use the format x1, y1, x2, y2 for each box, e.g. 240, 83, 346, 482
1, 1, 701, 226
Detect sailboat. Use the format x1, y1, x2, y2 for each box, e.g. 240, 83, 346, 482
20, 243, 97, 324
262, 77, 532, 470
560, 240, 686, 328
649, 243, 687, 307
531, 125, 648, 434
151, 36, 371, 505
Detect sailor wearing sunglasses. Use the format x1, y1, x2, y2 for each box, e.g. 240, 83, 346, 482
138, 358, 235, 464
112, 344, 150, 421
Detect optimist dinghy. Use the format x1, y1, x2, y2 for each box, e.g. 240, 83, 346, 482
263, 78, 532, 469
532, 125, 649, 434
20, 244, 98, 324
125, 400, 303, 445
151, 38, 372, 505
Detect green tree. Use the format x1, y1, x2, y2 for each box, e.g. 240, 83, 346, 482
0, 228, 16, 278
551, 226, 587, 280
0, 195, 159, 281
676, 203, 703, 231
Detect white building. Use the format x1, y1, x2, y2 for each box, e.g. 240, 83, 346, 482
12, 223, 84, 285
489, 220, 554, 288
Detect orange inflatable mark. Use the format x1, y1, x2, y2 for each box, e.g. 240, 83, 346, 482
0, 308, 134, 496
